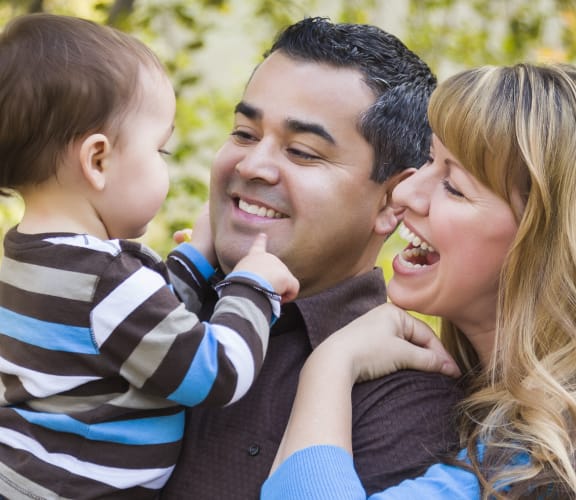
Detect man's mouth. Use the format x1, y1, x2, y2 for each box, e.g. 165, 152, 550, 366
397, 223, 440, 268
238, 198, 287, 219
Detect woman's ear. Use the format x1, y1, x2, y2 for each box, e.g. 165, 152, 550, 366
373, 168, 416, 236
79, 133, 111, 191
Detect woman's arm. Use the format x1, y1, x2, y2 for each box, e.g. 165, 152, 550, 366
263, 445, 479, 500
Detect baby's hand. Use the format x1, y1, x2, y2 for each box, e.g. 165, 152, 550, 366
233, 233, 299, 303
173, 203, 216, 267
173, 229, 192, 244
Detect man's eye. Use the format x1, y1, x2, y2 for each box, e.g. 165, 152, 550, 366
231, 130, 256, 142
287, 148, 320, 161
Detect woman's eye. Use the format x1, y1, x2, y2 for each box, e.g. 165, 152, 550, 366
442, 178, 464, 197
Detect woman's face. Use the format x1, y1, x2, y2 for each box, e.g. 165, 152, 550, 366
387, 135, 520, 338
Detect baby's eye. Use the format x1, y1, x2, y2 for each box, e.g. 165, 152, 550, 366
159, 149, 172, 156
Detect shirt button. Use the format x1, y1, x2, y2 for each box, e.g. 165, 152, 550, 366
247, 444, 260, 456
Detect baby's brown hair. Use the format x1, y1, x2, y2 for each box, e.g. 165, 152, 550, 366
0, 13, 164, 196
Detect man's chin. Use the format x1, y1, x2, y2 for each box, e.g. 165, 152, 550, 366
215, 245, 252, 274
215, 229, 286, 266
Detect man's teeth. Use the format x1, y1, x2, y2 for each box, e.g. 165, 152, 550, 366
398, 223, 435, 252
238, 199, 285, 219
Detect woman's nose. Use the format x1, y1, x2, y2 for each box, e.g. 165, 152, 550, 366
392, 166, 435, 215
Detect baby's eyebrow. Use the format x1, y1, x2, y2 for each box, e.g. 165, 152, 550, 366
162, 124, 175, 142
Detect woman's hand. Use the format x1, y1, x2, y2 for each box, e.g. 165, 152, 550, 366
320, 303, 460, 382
270, 303, 459, 474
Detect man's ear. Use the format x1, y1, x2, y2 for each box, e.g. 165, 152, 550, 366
374, 168, 416, 236
374, 202, 402, 236
79, 133, 111, 191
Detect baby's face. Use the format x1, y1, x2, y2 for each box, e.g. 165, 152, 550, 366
97, 67, 175, 240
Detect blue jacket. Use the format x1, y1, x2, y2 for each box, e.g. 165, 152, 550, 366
261, 445, 480, 499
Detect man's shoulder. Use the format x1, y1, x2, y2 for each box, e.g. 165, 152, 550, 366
353, 369, 463, 403
350, 370, 463, 492
351, 370, 463, 424
295, 269, 388, 347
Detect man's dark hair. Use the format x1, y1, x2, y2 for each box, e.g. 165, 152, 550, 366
266, 17, 436, 183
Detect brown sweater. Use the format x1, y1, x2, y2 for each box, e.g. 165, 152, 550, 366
162, 268, 462, 499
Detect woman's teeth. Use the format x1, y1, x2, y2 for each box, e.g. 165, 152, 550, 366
397, 223, 438, 268
398, 223, 435, 252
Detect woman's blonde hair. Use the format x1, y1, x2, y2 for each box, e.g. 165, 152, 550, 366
429, 64, 576, 498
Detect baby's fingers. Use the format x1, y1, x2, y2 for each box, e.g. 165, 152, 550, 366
173, 229, 193, 244
247, 233, 268, 255
280, 275, 300, 304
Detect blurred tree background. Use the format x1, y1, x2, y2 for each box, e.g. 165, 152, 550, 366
1, 0, 575, 328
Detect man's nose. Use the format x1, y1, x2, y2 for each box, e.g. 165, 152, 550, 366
235, 141, 281, 184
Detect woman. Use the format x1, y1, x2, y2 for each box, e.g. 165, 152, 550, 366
261, 63, 576, 499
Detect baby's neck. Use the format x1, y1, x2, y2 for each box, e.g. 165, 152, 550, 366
18, 182, 108, 239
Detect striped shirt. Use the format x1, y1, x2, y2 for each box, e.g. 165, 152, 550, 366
0, 228, 278, 499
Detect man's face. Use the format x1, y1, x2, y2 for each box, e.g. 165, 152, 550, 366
210, 51, 391, 297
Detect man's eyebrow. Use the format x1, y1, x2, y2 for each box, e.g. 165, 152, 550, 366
234, 101, 261, 120
286, 118, 336, 145
234, 101, 335, 145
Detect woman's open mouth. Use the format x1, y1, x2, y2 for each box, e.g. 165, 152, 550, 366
397, 223, 440, 268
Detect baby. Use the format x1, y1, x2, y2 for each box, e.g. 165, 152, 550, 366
0, 13, 298, 499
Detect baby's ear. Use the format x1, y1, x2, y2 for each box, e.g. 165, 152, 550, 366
79, 133, 111, 191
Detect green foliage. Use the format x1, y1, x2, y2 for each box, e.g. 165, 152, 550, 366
1, 0, 575, 332
0, 195, 23, 246
405, 0, 575, 72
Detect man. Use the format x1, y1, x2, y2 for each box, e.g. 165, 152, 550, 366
163, 17, 461, 499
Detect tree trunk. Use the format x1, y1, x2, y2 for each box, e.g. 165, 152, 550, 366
28, 0, 43, 13
107, 0, 135, 26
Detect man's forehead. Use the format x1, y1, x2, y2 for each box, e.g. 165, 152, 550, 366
239, 56, 374, 139
246, 51, 370, 100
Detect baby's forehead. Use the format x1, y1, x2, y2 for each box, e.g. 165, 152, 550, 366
110, 66, 175, 137
132, 65, 174, 107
